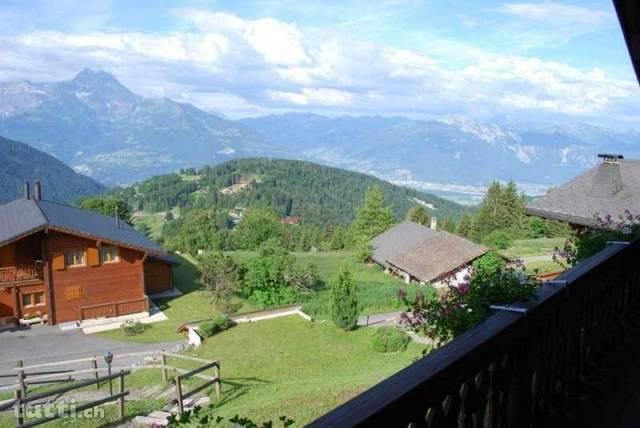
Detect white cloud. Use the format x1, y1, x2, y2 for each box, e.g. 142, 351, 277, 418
0, 8, 637, 123
268, 88, 354, 106
501, 2, 612, 26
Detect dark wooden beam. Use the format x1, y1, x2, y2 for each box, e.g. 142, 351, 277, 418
614, 0, 640, 85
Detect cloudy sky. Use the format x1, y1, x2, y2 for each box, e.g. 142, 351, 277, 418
0, 0, 638, 125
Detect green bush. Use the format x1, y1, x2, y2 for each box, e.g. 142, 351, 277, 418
199, 315, 234, 337
482, 229, 513, 250
371, 327, 410, 353
121, 320, 148, 336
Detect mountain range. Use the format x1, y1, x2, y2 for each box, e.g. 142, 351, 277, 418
1, 69, 639, 197
0, 135, 104, 204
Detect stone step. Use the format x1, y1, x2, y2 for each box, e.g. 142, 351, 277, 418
132, 415, 169, 427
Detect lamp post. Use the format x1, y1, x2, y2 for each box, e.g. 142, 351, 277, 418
103, 351, 114, 396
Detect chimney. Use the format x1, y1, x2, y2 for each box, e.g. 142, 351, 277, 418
34, 181, 42, 201
590, 154, 624, 198
430, 216, 438, 230
23, 182, 30, 200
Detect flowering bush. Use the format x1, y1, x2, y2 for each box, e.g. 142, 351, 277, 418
398, 252, 537, 344
554, 210, 640, 267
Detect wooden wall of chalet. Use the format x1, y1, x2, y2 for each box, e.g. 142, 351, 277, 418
144, 259, 173, 294
48, 231, 146, 323
0, 287, 13, 317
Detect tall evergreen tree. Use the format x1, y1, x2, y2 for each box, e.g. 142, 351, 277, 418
456, 211, 473, 238
351, 185, 395, 242
330, 263, 359, 331
442, 215, 457, 233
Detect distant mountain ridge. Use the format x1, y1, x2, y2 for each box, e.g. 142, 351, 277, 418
0, 135, 105, 204
2, 69, 640, 194
0, 69, 271, 185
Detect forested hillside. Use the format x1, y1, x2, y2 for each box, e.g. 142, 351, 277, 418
111, 158, 464, 225
0, 135, 105, 204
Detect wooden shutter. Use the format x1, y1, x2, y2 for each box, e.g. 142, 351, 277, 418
52, 252, 65, 271
87, 247, 100, 267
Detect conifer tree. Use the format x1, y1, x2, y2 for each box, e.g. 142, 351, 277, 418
442, 215, 457, 233
351, 185, 395, 242
330, 263, 359, 331
456, 211, 472, 238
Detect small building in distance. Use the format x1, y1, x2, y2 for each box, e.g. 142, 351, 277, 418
526, 154, 640, 230
370, 221, 489, 287
280, 216, 301, 225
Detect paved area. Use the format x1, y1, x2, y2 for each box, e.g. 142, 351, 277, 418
0, 324, 183, 383
358, 311, 402, 327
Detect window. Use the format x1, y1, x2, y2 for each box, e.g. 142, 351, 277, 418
100, 246, 120, 264
64, 249, 85, 267
22, 292, 45, 307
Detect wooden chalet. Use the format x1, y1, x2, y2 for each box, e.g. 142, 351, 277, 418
370, 221, 489, 287
0, 182, 177, 326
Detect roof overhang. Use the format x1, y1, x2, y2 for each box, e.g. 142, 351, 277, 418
614, 0, 640, 85
525, 207, 597, 228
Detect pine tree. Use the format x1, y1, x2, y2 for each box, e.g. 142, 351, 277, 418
456, 211, 472, 238
330, 263, 359, 331
351, 185, 395, 242
442, 215, 457, 233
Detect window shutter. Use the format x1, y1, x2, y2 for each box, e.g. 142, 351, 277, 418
87, 248, 100, 267
52, 252, 65, 271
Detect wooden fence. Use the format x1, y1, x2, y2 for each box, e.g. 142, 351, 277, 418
0, 349, 222, 421
0, 370, 130, 428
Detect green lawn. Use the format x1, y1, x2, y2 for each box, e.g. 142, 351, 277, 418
501, 237, 566, 258
189, 316, 423, 424
501, 238, 567, 274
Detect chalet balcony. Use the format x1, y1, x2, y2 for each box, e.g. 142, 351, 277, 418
0, 265, 43, 284
310, 241, 640, 427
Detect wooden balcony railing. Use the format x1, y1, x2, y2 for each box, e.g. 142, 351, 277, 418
310, 241, 640, 427
0, 265, 43, 283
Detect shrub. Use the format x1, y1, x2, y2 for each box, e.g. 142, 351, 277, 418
199, 315, 234, 337
482, 229, 513, 250
121, 320, 148, 336
399, 257, 537, 343
371, 327, 410, 353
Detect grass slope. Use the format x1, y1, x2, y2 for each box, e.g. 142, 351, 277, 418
190, 316, 423, 424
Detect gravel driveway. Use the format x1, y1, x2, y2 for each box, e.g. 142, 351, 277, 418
0, 324, 183, 385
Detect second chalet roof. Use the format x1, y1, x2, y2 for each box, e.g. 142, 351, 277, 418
371, 221, 489, 282
0, 197, 165, 254
526, 159, 640, 227
371, 221, 438, 268
387, 231, 489, 283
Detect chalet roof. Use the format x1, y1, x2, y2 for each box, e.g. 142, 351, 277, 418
387, 231, 489, 283
0, 197, 165, 255
371, 221, 438, 268
526, 160, 640, 227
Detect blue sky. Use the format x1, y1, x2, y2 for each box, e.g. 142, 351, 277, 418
0, 0, 638, 125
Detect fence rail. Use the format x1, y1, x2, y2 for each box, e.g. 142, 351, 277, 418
10, 369, 130, 428
1, 349, 222, 418
310, 241, 640, 427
